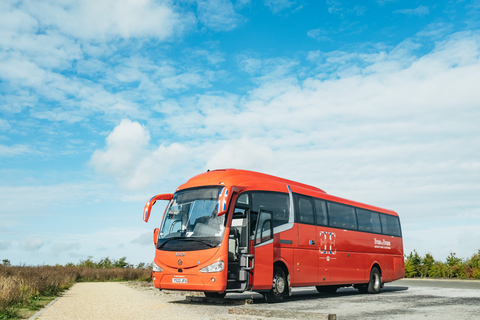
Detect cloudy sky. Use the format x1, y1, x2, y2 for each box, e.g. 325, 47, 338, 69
1, 0, 479, 266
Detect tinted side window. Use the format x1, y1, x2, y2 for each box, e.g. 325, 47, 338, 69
380, 214, 402, 237
251, 192, 290, 229
357, 209, 382, 233
297, 196, 315, 225
328, 202, 357, 230
314, 199, 328, 226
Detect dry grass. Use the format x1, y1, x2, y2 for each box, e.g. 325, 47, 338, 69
0, 265, 151, 318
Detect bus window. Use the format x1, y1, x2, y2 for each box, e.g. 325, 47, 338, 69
251, 192, 289, 229
237, 193, 249, 205
314, 199, 328, 226
328, 202, 357, 230
255, 209, 273, 244
357, 209, 382, 233
380, 214, 402, 237
297, 195, 315, 225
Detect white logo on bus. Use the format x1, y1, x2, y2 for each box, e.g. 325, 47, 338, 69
319, 231, 336, 254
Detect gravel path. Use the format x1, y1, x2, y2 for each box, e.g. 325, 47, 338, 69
36, 283, 171, 320
35, 282, 266, 320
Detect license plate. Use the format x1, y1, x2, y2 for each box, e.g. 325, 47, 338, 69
172, 278, 187, 283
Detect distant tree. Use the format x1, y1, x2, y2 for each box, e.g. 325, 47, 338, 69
405, 250, 421, 277
78, 256, 96, 268
446, 252, 463, 278
421, 253, 435, 277
97, 257, 113, 269
2, 258, 11, 266
465, 249, 480, 279
113, 257, 128, 268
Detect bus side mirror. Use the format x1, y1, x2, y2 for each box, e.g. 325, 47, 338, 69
153, 228, 159, 246
143, 193, 174, 222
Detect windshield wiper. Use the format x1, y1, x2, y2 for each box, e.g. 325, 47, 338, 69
157, 237, 184, 249
180, 238, 218, 248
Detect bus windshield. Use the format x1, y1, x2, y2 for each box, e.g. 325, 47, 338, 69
157, 187, 226, 251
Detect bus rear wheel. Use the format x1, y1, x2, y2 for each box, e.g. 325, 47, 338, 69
204, 292, 226, 299
315, 285, 337, 294
264, 266, 288, 303
367, 267, 382, 294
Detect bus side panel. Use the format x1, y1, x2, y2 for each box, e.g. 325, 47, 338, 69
317, 227, 403, 285
294, 223, 318, 286
393, 255, 405, 280
274, 229, 295, 285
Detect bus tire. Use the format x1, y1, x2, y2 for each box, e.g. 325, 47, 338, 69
204, 292, 226, 299
315, 285, 337, 294
264, 266, 288, 303
367, 267, 382, 294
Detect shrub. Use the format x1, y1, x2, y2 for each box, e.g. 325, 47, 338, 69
404, 250, 480, 279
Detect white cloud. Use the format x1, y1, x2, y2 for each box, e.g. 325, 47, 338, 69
205, 139, 274, 171
0, 119, 11, 131
161, 72, 210, 90
395, 6, 430, 17
90, 119, 190, 190
0, 144, 34, 157
307, 28, 332, 42
264, 0, 295, 14
25, 0, 187, 41
326, 0, 343, 15
196, 0, 243, 31
20, 236, 44, 251
239, 57, 263, 74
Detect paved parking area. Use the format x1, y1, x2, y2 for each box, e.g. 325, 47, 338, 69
222, 279, 480, 319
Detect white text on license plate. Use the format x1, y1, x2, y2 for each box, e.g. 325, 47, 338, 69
172, 278, 187, 283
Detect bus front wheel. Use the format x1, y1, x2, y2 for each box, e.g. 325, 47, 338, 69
264, 266, 288, 303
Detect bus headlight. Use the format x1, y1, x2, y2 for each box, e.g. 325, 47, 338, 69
200, 261, 224, 273
153, 261, 163, 272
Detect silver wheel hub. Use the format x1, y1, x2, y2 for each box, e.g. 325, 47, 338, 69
273, 274, 285, 295
373, 273, 380, 289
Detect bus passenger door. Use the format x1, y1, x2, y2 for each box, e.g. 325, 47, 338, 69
252, 209, 274, 290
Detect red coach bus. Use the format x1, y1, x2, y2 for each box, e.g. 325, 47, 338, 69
142, 169, 404, 302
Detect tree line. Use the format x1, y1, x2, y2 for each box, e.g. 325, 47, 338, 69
404, 250, 480, 279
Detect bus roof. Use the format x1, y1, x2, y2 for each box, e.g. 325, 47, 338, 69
177, 169, 397, 216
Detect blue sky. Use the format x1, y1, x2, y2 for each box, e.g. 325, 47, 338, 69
1, 0, 479, 266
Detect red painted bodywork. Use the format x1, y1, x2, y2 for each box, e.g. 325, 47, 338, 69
145, 169, 404, 293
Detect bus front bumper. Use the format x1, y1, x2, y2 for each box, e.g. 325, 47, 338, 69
152, 271, 227, 292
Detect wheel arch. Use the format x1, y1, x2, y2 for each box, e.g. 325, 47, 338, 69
369, 261, 382, 275
274, 259, 291, 292
274, 259, 289, 277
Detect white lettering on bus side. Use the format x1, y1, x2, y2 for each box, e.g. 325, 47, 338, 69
374, 238, 391, 249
